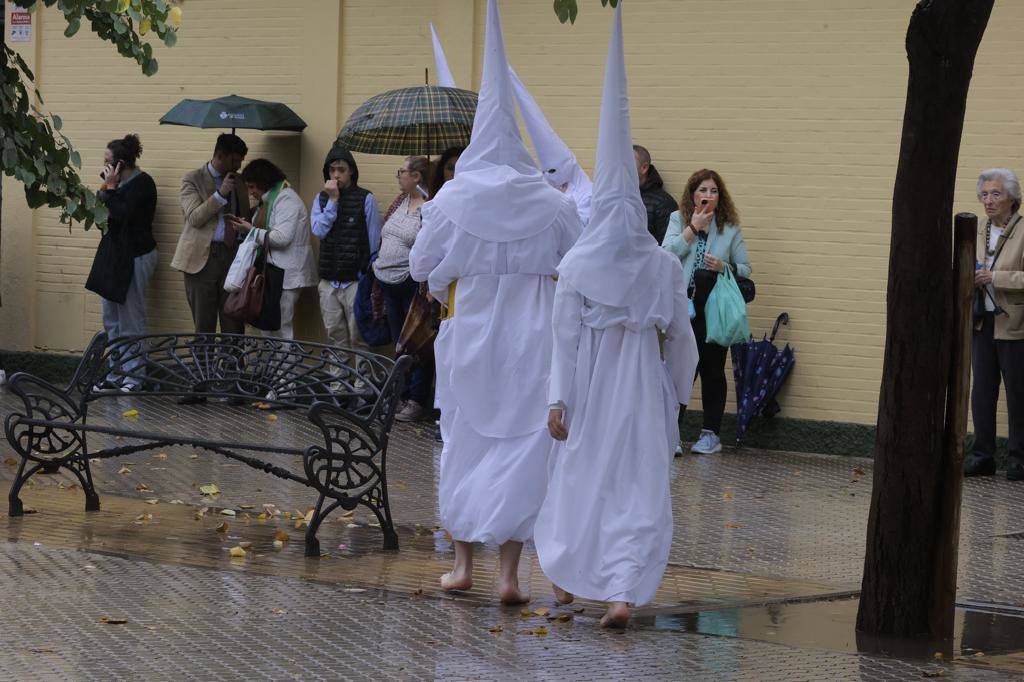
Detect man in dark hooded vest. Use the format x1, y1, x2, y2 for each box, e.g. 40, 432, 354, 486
310, 143, 382, 357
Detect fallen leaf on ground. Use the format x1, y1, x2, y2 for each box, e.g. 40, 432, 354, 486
83, 564, 97, 571
239, 541, 252, 550
271, 608, 286, 615
135, 483, 152, 492
152, 453, 168, 460
272, 540, 284, 550
199, 484, 220, 496
266, 414, 278, 422
723, 492, 734, 501
555, 614, 573, 622
122, 409, 139, 418
169, 499, 184, 505
274, 530, 290, 542
725, 523, 742, 529
255, 402, 272, 410
215, 522, 229, 533
520, 610, 531, 617
240, 504, 255, 510
145, 499, 159, 506
488, 625, 503, 633
229, 546, 246, 558
344, 588, 366, 593
257, 512, 269, 520
262, 504, 280, 516
194, 507, 209, 520
852, 467, 866, 476
118, 466, 132, 475
533, 607, 550, 617
99, 617, 128, 625
220, 509, 236, 517
341, 510, 355, 518
189, 454, 199, 460
3, 457, 17, 466
133, 513, 152, 524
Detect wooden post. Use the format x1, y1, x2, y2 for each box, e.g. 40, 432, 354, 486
927, 212, 977, 638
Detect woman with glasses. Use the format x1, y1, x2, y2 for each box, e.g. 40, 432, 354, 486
373, 155, 433, 422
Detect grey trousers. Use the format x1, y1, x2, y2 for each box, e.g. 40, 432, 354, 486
183, 242, 245, 334
101, 248, 159, 386
971, 313, 1024, 463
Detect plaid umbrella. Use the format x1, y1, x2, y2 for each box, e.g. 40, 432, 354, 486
338, 86, 477, 155
159, 95, 307, 134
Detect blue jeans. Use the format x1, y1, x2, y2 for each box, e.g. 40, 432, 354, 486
378, 276, 432, 406
101, 248, 158, 387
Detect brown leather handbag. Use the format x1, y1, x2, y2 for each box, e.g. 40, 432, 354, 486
397, 283, 441, 362
223, 231, 270, 324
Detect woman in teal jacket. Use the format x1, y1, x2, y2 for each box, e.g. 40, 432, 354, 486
662, 169, 751, 455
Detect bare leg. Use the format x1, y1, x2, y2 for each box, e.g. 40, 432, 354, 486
497, 540, 530, 605
600, 601, 630, 629
552, 584, 574, 605
440, 540, 474, 591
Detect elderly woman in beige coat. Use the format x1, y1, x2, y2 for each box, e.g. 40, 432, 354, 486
228, 159, 317, 341
966, 167, 1024, 481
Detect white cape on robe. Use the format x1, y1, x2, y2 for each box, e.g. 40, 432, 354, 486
410, 197, 582, 543
535, 251, 698, 605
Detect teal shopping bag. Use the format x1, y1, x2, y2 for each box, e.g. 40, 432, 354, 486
704, 268, 751, 346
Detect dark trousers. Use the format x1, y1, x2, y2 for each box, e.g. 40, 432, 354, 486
379, 277, 431, 405
679, 315, 729, 434
183, 242, 245, 334
971, 313, 1024, 463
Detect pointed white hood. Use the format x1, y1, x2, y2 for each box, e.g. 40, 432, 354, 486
509, 68, 593, 226
556, 0, 661, 307
430, 23, 458, 88
429, 0, 565, 243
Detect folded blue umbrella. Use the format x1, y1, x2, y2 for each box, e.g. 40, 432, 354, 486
730, 313, 795, 444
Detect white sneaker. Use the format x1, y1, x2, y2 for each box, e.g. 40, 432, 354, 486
690, 429, 722, 455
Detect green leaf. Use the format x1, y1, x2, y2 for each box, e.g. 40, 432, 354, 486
70, 150, 82, 169
64, 17, 82, 37
93, 203, 109, 225
163, 30, 177, 48
1, 147, 17, 169
52, 114, 62, 131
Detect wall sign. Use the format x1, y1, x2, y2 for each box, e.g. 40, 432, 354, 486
9, 4, 31, 43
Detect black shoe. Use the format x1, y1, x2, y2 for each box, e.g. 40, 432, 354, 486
964, 454, 997, 477
1007, 459, 1024, 482
177, 395, 207, 406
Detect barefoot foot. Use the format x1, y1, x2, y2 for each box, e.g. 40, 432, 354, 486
498, 582, 530, 605
440, 571, 472, 592
600, 602, 630, 629
552, 584, 574, 605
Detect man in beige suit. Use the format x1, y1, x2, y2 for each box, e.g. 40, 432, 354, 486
171, 134, 251, 333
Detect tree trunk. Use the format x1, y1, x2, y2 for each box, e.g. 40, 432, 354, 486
857, 0, 993, 641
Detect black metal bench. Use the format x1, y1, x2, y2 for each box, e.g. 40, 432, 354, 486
3, 332, 411, 555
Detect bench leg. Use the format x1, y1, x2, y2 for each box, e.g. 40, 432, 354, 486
304, 494, 327, 557
8, 457, 29, 516
65, 457, 101, 513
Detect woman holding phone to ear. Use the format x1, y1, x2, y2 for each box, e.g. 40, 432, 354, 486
662, 168, 751, 455
85, 134, 158, 391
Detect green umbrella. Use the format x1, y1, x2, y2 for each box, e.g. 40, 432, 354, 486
159, 94, 307, 134
338, 85, 477, 155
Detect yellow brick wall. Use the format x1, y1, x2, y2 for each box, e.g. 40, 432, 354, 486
4, 0, 1023, 434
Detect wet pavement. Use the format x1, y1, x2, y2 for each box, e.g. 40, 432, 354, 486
2, 388, 1024, 680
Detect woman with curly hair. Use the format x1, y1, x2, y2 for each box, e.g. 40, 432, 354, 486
662, 169, 752, 454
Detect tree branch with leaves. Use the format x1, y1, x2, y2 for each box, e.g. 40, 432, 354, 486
0, 0, 181, 230
552, 0, 618, 25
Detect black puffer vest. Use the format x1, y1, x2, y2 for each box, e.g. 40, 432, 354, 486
318, 187, 371, 282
